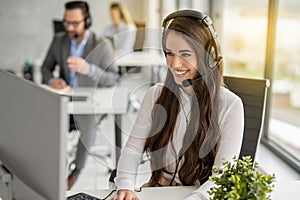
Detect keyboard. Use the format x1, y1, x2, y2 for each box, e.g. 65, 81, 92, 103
67, 192, 101, 200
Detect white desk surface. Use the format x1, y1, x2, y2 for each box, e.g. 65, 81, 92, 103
66, 186, 196, 200
40, 85, 129, 115
40, 85, 128, 165
67, 87, 129, 115
271, 180, 300, 200
66, 181, 300, 200
115, 51, 166, 67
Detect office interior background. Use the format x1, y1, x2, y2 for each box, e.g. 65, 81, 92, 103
0, 0, 299, 193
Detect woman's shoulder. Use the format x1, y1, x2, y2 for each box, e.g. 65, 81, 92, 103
220, 86, 243, 107
119, 22, 136, 30
147, 83, 164, 96
138, 83, 164, 108
101, 24, 115, 36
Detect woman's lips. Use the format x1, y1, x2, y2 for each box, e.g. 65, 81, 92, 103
174, 69, 189, 77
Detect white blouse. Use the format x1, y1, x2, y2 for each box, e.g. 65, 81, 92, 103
102, 22, 136, 54
115, 83, 244, 200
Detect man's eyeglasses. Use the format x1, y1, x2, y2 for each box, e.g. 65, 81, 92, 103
63, 19, 84, 27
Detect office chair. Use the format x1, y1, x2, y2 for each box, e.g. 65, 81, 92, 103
133, 22, 146, 52
53, 19, 65, 33
89, 114, 115, 173
223, 76, 270, 161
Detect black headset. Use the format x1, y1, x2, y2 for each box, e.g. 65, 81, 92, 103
81, 1, 92, 29
162, 10, 222, 71
65, 1, 92, 29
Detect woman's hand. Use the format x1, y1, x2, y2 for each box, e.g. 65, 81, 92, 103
111, 189, 138, 200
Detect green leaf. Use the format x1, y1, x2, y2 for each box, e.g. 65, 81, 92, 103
208, 156, 276, 200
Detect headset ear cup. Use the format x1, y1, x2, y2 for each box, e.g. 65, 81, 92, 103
204, 43, 216, 69
85, 17, 91, 29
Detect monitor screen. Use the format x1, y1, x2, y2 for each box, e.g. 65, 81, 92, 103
0, 69, 68, 200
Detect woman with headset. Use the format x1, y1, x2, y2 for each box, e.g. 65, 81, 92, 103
112, 10, 244, 200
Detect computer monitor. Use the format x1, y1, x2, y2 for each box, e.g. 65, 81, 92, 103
0, 69, 68, 200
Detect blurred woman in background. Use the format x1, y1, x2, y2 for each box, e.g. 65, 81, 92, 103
102, 2, 136, 56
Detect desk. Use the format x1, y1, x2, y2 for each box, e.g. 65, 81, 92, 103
68, 87, 128, 166
67, 87, 128, 115
41, 85, 129, 166
66, 186, 196, 200
66, 181, 300, 199
271, 181, 300, 200
115, 51, 166, 83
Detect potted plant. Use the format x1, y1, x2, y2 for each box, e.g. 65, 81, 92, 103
208, 156, 275, 200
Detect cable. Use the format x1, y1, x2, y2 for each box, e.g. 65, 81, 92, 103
169, 154, 183, 186
101, 189, 116, 200
101, 187, 142, 200
67, 188, 142, 200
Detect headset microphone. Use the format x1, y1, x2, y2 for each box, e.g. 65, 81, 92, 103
182, 75, 205, 87
181, 70, 215, 87
181, 58, 221, 88
74, 30, 86, 39
182, 78, 198, 87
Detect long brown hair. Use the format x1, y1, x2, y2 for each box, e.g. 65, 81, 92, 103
144, 14, 224, 186
110, 2, 136, 26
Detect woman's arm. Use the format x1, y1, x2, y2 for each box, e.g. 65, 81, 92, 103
114, 84, 163, 190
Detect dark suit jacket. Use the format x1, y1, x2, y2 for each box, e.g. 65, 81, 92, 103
41, 31, 119, 87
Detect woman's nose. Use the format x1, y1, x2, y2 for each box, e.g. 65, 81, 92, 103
171, 54, 182, 68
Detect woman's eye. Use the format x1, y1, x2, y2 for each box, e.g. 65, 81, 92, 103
165, 51, 174, 57
181, 53, 191, 57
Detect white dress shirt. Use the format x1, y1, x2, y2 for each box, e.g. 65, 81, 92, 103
115, 83, 244, 200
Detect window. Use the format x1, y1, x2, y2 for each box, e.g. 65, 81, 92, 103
219, 0, 268, 78
214, 0, 300, 172
268, 0, 300, 165
178, 0, 193, 9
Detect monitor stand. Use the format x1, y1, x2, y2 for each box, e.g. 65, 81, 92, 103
0, 161, 12, 200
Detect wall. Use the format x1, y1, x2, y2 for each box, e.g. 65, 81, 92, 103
0, 0, 145, 79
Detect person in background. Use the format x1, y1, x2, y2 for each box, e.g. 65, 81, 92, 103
111, 10, 244, 200
41, 0, 119, 190
101, 2, 136, 57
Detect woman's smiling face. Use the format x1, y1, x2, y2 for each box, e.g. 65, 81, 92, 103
165, 31, 198, 86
